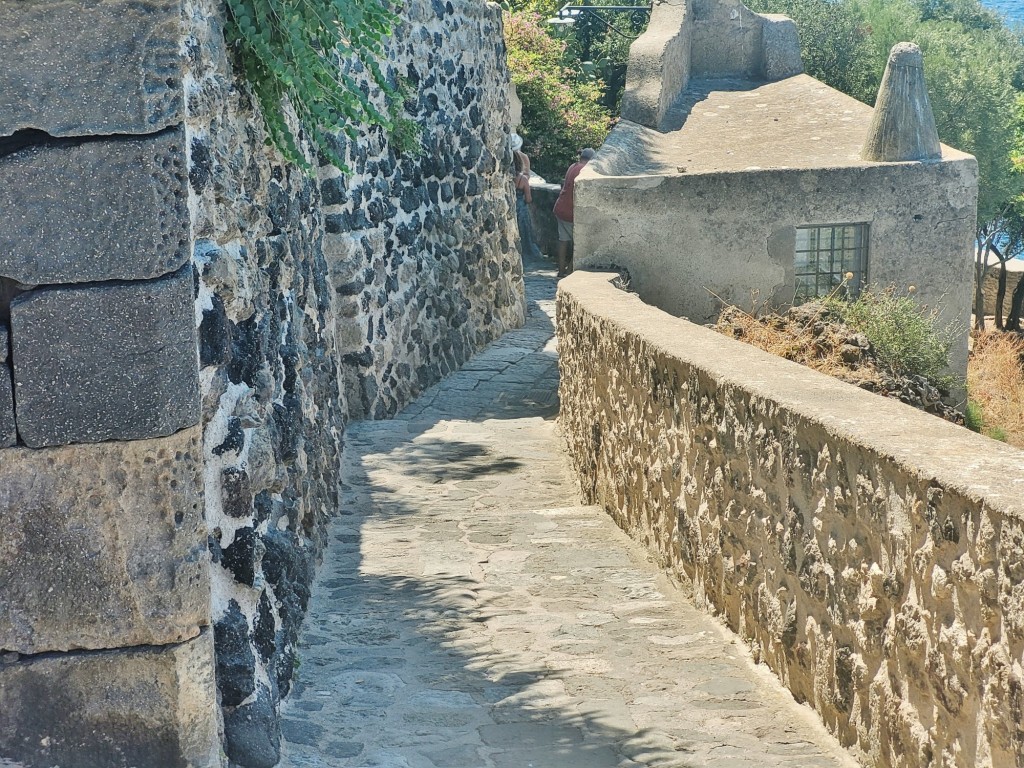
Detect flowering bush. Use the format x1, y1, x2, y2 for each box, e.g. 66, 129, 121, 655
504, 11, 612, 179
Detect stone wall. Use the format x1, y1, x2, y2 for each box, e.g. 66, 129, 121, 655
0, 1, 219, 765
320, 0, 525, 420
185, 0, 524, 766
0, 0, 524, 765
183, 2, 344, 764
557, 270, 1024, 768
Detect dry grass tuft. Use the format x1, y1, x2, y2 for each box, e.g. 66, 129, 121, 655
713, 300, 964, 424
967, 331, 1024, 447
714, 304, 885, 388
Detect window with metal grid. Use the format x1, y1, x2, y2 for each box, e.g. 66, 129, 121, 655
794, 223, 869, 304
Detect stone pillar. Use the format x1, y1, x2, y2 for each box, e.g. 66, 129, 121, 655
861, 42, 942, 162
0, 1, 219, 765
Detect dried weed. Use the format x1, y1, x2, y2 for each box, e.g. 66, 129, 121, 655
967, 331, 1024, 447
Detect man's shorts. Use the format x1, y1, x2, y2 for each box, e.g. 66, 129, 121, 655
557, 218, 574, 242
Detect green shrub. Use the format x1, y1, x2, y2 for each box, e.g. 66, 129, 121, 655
965, 398, 985, 431
223, 0, 417, 173
828, 286, 961, 388
504, 11, 613, 179
987, 425, 1009, 442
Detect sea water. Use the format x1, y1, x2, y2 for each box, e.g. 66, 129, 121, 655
981, 0, 1024, 26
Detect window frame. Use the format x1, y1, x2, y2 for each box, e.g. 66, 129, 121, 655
793, 223, 869, 305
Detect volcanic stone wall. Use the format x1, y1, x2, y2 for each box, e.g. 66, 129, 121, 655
0, 0, 523, 765
0, 1, 218, 766
186, 0, 525, 766
322, 1, 526, 420
558, 270, 1024, 768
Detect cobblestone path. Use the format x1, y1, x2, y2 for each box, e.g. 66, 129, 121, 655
278, 260, 857, 768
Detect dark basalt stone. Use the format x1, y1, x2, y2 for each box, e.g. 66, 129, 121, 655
400, 184, 424, 213
10, 264, 200, 448
0, 127, 189, 284
0, 0, 183, 137
253, 590, 277, 663
0, 364, 15, 448
320, 175, 348, 207
189, 136, 212, 194
224, 684, 280, 768
199, 294, 231, 368
222, 526, 264, 587
213, 417, 245, 457
221, 467, 253, 519
215, 600, 256, 709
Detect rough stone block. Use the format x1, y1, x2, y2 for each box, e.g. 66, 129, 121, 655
0, 325, 12, 448
0, 0, 183, 137
0, 128, 189, 285
0, 631, 221, 768
10, 265, 200, 448
0, 365, 15, 449
0, 427, 209, 654
760, 15, 803, 81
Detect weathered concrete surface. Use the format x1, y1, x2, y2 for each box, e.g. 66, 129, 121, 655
0, 631, 221, 768
689, 0, 800, 81
0, 427, 208, 655
0, 0, 183, 137
760, 14, 804, 81
620, 0, 690, 131
577, 75, 977, 376
557, 270, 1024, 768
620, 0, 800, 131
277, 259, 855, 768
0, 128, 190, 285
10, 264, 200, 448
862, 43, 941, 163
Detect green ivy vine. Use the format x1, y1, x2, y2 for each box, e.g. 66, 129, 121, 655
223, 0, 418, 173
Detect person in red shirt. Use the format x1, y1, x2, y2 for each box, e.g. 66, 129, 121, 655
552, 148, 596, 277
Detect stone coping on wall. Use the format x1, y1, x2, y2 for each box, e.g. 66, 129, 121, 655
557, 269, 1024, 767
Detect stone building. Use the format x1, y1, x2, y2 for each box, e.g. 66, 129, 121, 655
573, 0, 978, 376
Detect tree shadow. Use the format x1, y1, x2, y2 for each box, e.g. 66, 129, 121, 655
279, 558, 701, 768
276, 249, 851, 767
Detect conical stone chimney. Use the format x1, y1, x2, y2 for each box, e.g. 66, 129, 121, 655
861, 42, 942, 162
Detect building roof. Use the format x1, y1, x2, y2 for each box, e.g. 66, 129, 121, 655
588, 74, 972, 179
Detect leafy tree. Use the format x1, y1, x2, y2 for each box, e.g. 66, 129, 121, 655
909, 24, 1024, 327
851, 0, 921, 64
503, 0, 564, 17
746, 0, 878, 102
573, 12, 647, 112
504, 11, 613, 178
915, 0, 1006, 30
915, 24, 1022, 222
503, 0, 647, 113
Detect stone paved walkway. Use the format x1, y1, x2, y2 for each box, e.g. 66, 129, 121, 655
278, 259, 857, 768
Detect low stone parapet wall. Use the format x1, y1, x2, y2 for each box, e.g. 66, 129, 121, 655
557, 270, 1024, 768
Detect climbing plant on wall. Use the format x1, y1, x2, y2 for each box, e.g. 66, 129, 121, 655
223, 0, 416, 172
